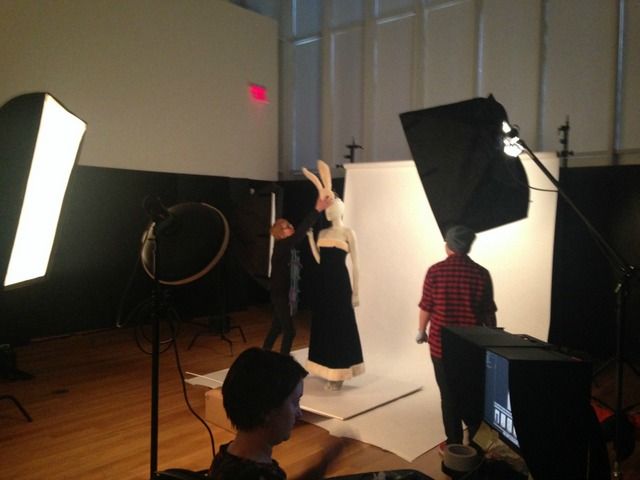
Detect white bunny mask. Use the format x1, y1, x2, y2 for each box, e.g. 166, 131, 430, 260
302, 160, 335, 200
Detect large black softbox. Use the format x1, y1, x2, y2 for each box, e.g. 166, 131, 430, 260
399, 95, 529, 236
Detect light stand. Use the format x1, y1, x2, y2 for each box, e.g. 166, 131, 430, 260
140, 198, 229, 479
147, 225, 162, 479
506, 131, 638, 477
556, 117, 574, 168
337, 137, 363, 169
344, 137, 363, 164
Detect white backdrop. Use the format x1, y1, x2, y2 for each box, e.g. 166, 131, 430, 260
343, 154, 559, 378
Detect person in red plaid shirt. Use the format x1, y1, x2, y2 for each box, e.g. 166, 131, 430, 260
416, 225, 497, 450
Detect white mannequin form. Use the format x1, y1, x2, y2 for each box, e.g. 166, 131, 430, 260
307, 198, 360, 308
303, 161, 364, 390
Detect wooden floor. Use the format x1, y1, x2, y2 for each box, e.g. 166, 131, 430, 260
1, 305, 639, 479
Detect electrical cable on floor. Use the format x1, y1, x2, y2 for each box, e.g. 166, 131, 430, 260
170, 323, 216, 459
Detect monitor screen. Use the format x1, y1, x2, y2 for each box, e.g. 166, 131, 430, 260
484, 350, 519, 449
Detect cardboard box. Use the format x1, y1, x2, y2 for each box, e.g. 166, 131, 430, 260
205, 387, 235, 433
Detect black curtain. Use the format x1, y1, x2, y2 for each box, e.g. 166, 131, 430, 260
549, 165, 640, 360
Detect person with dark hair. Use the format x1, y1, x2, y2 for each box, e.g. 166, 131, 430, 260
416, 225, 497, 451
263, 193, 333, 355
222, 347, 307, 434
210, 347, 433, 480
209, 347, 338, 480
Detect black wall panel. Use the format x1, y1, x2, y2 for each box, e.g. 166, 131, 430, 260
0, 166, 270, 344
549, 165, 640, 359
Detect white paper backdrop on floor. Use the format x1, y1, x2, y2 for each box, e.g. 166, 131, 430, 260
290, 349, 423, 421
189, 156, 558, 462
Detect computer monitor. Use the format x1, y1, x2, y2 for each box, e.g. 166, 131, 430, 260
441, 326, 545, 439
483, 349, 520, 450
442, 327, 609, 479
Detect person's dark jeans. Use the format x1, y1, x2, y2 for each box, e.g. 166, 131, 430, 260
262, 295, 296, 354
432, 356, 464, 444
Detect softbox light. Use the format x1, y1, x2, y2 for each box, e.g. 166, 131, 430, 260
399, 95, 529, 236
0, 93, 86, 289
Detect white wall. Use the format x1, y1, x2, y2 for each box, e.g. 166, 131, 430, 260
0, 0, 279, 180
281, 0, 640, 174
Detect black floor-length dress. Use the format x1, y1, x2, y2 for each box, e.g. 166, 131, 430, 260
306, 246, 364, 381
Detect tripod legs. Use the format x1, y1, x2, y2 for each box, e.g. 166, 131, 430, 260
187, 315, 246, 354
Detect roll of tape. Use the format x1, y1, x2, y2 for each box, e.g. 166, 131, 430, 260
443, 444, 480, 472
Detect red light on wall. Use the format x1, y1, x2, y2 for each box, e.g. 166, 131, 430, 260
249, 83, 269, 103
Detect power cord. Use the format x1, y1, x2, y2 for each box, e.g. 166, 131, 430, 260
170, 323, 216, 459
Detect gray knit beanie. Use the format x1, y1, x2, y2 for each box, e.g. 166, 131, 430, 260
445, 225, 476, 254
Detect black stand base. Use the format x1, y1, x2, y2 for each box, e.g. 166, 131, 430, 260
187, 315, 246, 354
593, 356, 640, 384
0, 367, 33, 382
592, 356, 640, 426
0, 394, 32, 422
1, 344, 34, 423
1, 344, 34, 381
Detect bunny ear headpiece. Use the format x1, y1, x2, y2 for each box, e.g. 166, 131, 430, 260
302, 160, 335, 199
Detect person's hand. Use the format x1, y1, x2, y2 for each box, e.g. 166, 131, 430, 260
315, 194, 334, 212
416, 330, 428, 344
